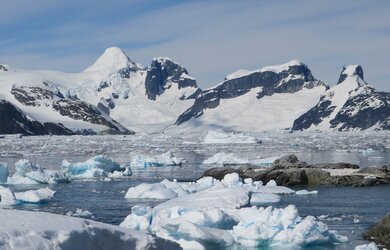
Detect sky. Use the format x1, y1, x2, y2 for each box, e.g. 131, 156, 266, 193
0, 0, 389, 91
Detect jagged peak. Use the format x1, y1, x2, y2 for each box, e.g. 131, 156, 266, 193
84, 47, 142, 73
337, 65, 365, 85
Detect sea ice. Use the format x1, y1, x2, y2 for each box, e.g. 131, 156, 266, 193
0, 163, 8, 183
354, 242, 379, 250
125, 183, 179, 199
202, 130, 258, 144
250, 193, 281, 205
7, 160, 69, 185
296, 190, 319, 195
62, 155, 122, 179
14, 188, 55, 203
202, 153, 249, 165
0, 186, 17, 206
66, 208, 94, 218
131, 151, 184, 167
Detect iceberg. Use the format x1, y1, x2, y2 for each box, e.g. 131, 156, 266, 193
66, 208, 94, 218
62, 155, 122, 179
122, 188, 346, 249
202, 153, 249, 165
354, 242, 379, 250
130, 151, 184, 168
7, 160, 69, 185
0, 186, 17, 206
125, 183, 179, 200
296, 189, 319, 195
250, 193, 281, 205
0, 162, 8, 183
15, 188, 55, 203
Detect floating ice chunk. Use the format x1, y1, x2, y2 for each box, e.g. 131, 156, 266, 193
250, 193, 281, 205
108, 166, 132, 178
62, 155, 121, 179
354, 242, 379, 250
7, 160, 69, 185
160, 179, 189, 197
266, 180, 277, 186
221, 173, 242, 187
296, 190, 318, 195
250, 156, 281, 167
0, 186, 17, 206
156, 186, 250, 211
0, 163, 8, 183
202, 152, 249, 165
131, 151, 184, 168
232, 205, 348, 247
160, 220, 234, 249
15, 188, 55, 203
120, 205, 154, 230
125, 183, 178, 199
66, 208, 94, 218
259, 185, 296, 194
203, 130, 258, 144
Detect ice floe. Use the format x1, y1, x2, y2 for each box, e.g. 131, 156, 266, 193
296, 189, 319, 195
354, 242, 379, 250
7, 159, 69, 185
121, 173, 347, 249
202, 153, 249, 165
130, 151, 184, 168
0, 186, 17, 206
62, 155, 122, 179
14, 188, 55, 203
202, 130, 259, 144
66, 208, 95, 218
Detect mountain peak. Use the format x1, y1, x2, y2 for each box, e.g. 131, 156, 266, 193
337, 65, 365, 84
84, 47, 141, 73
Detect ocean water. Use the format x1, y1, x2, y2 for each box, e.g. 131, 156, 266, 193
1, 132, 390, 249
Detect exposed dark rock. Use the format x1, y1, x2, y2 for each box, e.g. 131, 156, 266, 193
201, 155, 390, 187
145, 58, 198, 100
271, 154, 310, 169
358, 165, 390, 176
176, 62, 326, 125
202, 167, 239, 181
314, 163, 360, 169
293, 66, 390, 131
364, 213, 390, 247
0, 99, 74, 135
0, 65, 7, 72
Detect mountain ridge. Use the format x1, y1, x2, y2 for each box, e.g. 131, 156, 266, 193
0, 47, 389, 135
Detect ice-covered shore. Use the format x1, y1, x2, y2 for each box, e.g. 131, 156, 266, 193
121, 173, 347, 249
0, 208, 170, 250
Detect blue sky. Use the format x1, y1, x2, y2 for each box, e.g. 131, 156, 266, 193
1, 0, 390, 90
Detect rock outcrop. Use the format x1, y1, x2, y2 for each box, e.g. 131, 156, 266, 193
201, 155, 390, 187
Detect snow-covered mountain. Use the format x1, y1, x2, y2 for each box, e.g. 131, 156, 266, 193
0, 47, 389, 135
175, 60, 329, 131
292, 65, 390, 131
0, 47, 200, 135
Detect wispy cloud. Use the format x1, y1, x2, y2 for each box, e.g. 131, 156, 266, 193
0, 0, 389, 90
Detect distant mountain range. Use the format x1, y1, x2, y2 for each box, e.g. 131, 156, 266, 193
0, 47, 388, 135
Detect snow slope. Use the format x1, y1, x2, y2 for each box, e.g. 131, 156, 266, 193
184, 85, 326, 131
0, 208, 160, 250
